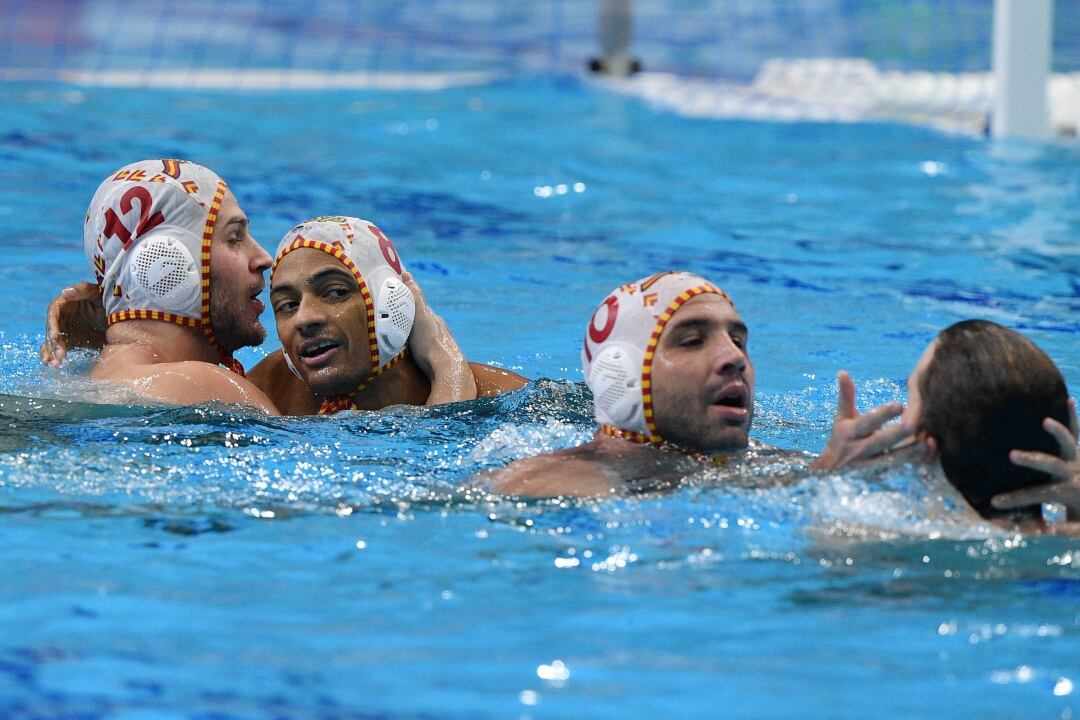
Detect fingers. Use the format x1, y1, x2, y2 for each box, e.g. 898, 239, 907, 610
1009, 449, 1071, 479
401, 271, 423, 300
43, 295, 67, 367
852, 400, 904, 439
835, 370, 857, 420
856, 419, 912, 458
39, 340, 56, 366
991, 482, 1061, 511
1069, 397, 1078, 439
884, 436, 930, 465
1043, 418, 1078, 461
401, 272, 434, 317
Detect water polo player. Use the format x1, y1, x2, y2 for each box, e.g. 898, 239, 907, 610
77, 158, 280, 411
250, 216, 526, 414
490, 271, 764, 496
813, 319, 1080, 534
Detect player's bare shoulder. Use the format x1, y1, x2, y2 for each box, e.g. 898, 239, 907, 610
489, 439, 623, 497
92, 346, 279, 414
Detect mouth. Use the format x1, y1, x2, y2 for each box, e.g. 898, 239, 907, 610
709, 383, 750, 423
249, 286, 265, 316
296, 337, 341, 368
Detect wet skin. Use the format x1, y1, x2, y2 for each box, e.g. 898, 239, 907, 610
649, 294, 754, 452
207, 189, 273, 352
270, 248, 374, 398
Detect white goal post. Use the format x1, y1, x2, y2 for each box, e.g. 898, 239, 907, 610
992, 0, 1053, 139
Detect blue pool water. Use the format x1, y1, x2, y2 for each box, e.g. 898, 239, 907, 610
0, 77, 1079, 719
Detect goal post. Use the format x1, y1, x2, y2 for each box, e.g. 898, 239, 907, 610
992, 0, 1053, 139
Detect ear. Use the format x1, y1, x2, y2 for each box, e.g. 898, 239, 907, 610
922, 434, 939, 464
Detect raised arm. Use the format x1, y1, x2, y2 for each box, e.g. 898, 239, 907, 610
403, 272, 476, 405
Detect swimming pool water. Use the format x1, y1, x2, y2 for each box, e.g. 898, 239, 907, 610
0, 76, 1079, 719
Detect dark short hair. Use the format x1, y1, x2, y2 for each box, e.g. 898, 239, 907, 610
919, 320, 1069, 519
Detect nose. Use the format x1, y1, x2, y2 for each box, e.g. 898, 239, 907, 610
711, 334, 747, 376
250, 241, 272, 273
294, 294, 327, 336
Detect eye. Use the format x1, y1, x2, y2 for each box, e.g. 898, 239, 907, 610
678, 334, 704, 348
325, 285, 353, 301
273, 299, 298, 314
732, 335, 747, 350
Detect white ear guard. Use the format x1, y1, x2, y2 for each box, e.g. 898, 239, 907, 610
588, 342, 644, 429
374, 276, 415, 359
128, 235, 200, 309
282, 348, 304, 380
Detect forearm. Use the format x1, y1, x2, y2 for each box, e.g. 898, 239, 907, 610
422, 344, 477, 405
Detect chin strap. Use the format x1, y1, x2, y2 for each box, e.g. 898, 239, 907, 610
200, 325, 246, 377
599, 423, 661, 445
316, 348, 410, 415
318, 391, 364, 415
599, 424, 729, 466
222, 356, 246, 377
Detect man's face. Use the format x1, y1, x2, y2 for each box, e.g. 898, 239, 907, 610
208, 189, 272, 352
648, 294, 755, 452
269, 248, 374, 397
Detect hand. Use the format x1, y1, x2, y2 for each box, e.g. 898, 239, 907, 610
40, 281, 107, 367
994, 399, 1080, 520
812, 370, 920, 471
403, 272, 476, 404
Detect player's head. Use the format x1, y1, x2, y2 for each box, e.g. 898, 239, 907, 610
84, 159, 270, 370
270, 216, 414, 410
582, 272, 753, 452
902, 320, 1069, 518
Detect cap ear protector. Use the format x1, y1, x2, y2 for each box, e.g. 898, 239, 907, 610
374, 276, 415, 359
588, 342, 644, 427
127, 234, 201, 310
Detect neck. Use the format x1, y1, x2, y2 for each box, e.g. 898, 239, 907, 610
327, 354, 430, 411
104, 320, 225, 365
594, 426, 741, 464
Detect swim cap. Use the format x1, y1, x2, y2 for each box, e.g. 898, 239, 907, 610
83, 159, 243, 373
582, 271, 732, 445
271, 216, 415, 411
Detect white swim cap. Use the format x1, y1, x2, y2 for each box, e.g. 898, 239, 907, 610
271, 216, 416, 393
83, 159, 243, 372
582, 271, 733, 445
